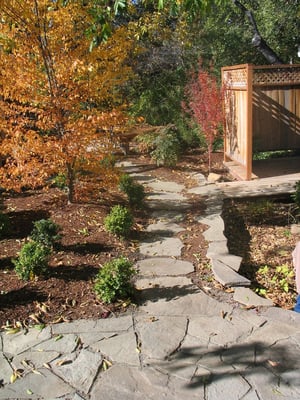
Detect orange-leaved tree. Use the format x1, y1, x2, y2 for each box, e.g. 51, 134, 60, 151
0, 0, 136, 202
183, 63, 224, 171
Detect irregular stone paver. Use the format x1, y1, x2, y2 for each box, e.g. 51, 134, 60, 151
233, 287, 273, 307
90, 364, 204, 400
209, 254, 242, 272
12, 350, 60, 371
33, 333, 79, 353
206, 240, 229, 257
2, 326, 51, 356
247, 366, 300, 399
51, 315, 133, 335
150, 210, 185, 222
89, 331, 140, 366
187, 315, 253, 346
0, 354, 13, 385
52, 349, 103, 393
139, 237, 184, 257
135, 276, 233, 316
211, 259, 251, 287
206, 374, 251, 400
202, 223, 226, 242
146, 192, 190, 210
146, 180, 185, 193
0, 367, 74, 399
146, 220, 185, 234
260, 307, 300, 325
136, 315, 188, 360
136, 257, 194, 276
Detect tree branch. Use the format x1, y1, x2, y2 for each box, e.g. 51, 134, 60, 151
232, 0, 284, 64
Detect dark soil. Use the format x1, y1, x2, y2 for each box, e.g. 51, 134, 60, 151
0, 148, 299, 330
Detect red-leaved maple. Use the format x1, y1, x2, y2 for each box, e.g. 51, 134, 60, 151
184, 64, 224, 171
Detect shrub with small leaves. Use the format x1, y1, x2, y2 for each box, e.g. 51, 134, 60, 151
0, 212, 10, 239
150, 128, 181, 167
94, 257, 136, 303
118, 174, 145, 208
104, 205, 133, 238
30, 219, 61, 247
52, 173, 67, 190
13, 241, 51, 281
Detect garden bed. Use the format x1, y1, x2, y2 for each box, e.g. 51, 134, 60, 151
222, 195, 300, 309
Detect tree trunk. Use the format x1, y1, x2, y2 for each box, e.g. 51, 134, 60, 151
66, 162, 76, 204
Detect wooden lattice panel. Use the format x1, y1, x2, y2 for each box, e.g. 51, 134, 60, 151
253, 66, 300, 86
223, 68, 247, 89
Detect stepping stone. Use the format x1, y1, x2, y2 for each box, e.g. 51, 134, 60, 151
203, 225, 227, 242
150, 210, 185, 223
146, 220, 185, 234
146, 180, 185, 193
206, 240, 229, 257
211, 259, 251, 287
209, 254, 242, 272
135, 276, 233, 316
233, 287, 273, 307
139, 237, 184, 257
146, 192, 190, 210
136, 257, 194, 276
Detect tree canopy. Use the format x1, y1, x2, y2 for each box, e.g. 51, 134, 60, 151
0, 0, 299, 199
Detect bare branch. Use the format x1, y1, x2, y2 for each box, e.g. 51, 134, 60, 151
233, 0, 284, 64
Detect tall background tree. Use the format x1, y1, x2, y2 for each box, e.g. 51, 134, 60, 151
0, 0, 299, 195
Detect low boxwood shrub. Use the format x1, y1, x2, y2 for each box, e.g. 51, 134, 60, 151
30, 219, 61, 247
13, 241, 51, 281
104, 205, 133, 238
94, 257, 136, 303
118, 174, 145, 208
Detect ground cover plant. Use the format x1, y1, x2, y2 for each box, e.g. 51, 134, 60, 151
222, 195, 300, 309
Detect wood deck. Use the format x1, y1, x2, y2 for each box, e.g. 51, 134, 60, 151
224, 156, 300, 181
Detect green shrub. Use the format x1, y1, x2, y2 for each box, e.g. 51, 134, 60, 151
119, 174, 145, 208
292, 181, 300, 208
100, 155, 116, 168
0, 213, 10, 239
150, 128, 181, 167
94, 257, 136, 303
13, 241, 51, 281
104, 205, 133, 238
30, 219, 61, 247
52, 173, 67, 190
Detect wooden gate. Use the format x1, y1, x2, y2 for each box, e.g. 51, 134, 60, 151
222, 64, 300, 180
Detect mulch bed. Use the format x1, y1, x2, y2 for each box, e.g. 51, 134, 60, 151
0, 148, 299, 329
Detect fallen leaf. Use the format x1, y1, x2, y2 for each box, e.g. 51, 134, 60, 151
268, 359, 280, 367
5, 327, 21, 335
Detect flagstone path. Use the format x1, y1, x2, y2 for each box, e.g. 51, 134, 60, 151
0, 163, 299, 400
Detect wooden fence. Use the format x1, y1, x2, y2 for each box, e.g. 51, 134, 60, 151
222, 64, 300, 180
